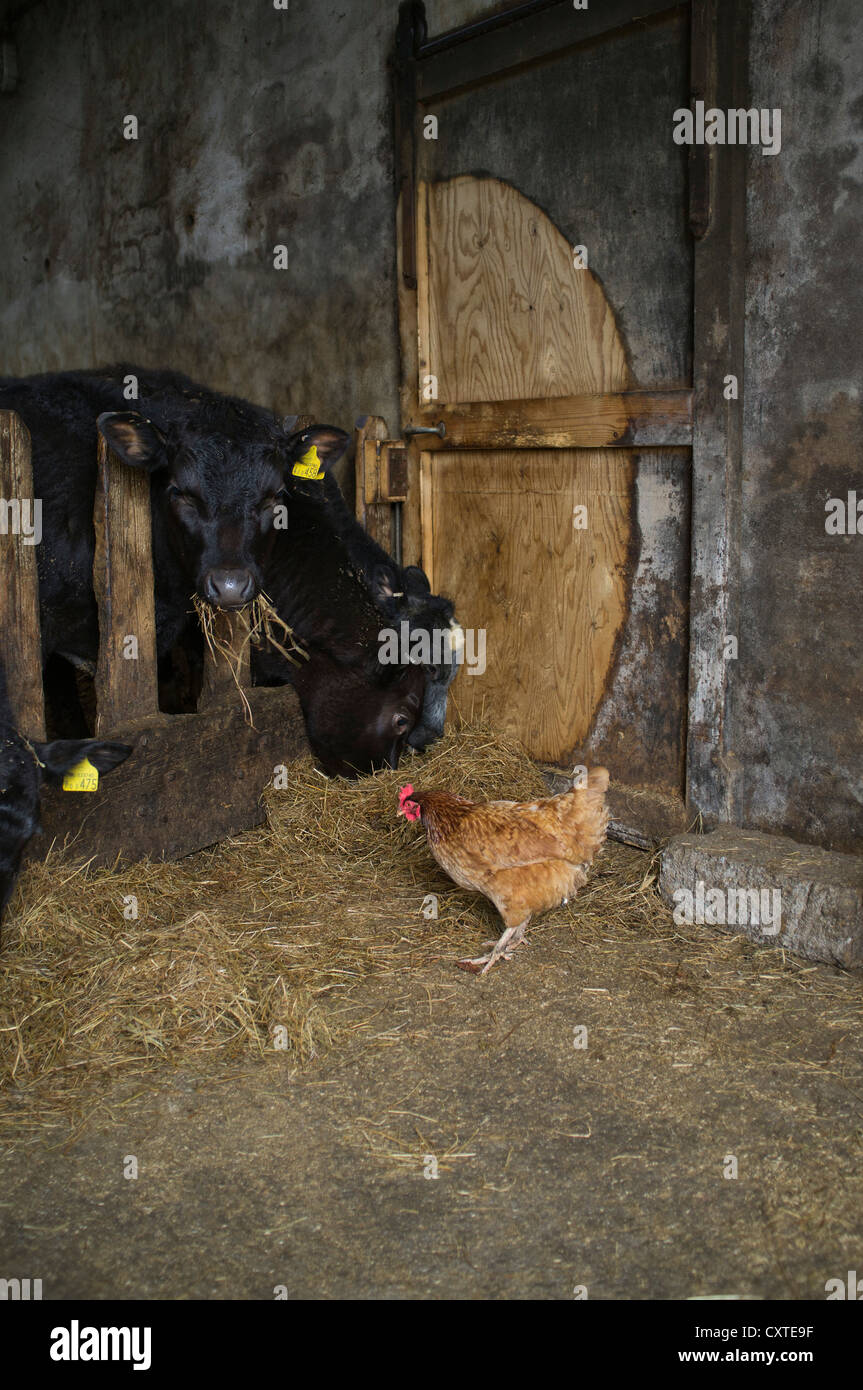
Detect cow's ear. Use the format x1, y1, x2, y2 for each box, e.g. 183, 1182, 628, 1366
284, 425, 350, 479
370, 562, 402, 605
33, 738, 132, 779
402, 565, 431, 597
81, 740, 133, 773
97, 412, 166, 469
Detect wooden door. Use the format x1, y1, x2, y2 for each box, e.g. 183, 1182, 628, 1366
390, 1, 708, 842
418, 175, 635, 764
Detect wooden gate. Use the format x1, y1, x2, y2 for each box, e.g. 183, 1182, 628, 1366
0, 410, 307, 867
375, 0, 748, 843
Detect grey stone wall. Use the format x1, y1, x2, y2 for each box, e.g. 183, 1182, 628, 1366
0, 1, 482, 429
736, 0, 863, 852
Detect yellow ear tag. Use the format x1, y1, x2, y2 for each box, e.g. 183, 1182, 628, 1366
62, 757, 100, 792
291, 444, 325, 481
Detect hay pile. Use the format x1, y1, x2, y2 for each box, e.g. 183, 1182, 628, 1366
0, 723, 588, 1142
4, 719, 853, 1152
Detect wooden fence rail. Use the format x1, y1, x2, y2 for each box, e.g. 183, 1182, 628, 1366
0, 409, 307, 866
0, 410, 46, 741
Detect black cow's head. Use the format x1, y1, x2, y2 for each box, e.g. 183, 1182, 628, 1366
292, 655, 425, 779
97, 413, 351, 612
368, 562, 462, 751
0, 730, 131, 923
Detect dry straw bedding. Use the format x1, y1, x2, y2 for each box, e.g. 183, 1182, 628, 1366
0, 724, 859, 1145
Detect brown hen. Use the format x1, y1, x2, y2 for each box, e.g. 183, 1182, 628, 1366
398, 768, 610, 973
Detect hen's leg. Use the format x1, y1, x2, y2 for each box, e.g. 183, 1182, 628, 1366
458, 918, 530, 975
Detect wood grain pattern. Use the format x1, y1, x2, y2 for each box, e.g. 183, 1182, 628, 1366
0, 410, 45, 740
92, 436, 158, 736
422, 448, 633, 763
410, 390, 693, 449
422, 176, 630, 404
417, 177, 635, 762
353, 415, 393, 551
38, 684, 309, 867
398, 187, 425, 569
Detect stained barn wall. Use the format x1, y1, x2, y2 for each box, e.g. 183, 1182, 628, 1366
0, 0, 486, 447
0, 0, 860, 852
737, 0, 863, 852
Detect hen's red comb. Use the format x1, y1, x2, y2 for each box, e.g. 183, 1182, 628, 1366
398, 784, 414, 806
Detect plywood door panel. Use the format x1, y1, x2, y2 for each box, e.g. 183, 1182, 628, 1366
421, 176, 630, 404
422, 448, 633, 764
416, 175, 636, 764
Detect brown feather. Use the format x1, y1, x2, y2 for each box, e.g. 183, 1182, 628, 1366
413, 769, 610, 934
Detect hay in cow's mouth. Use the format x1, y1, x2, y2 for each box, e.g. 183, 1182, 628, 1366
192, 592, 308, 727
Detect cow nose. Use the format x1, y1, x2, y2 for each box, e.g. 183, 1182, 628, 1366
202, 568, 255, 608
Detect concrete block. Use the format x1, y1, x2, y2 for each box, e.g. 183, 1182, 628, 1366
659, 826, 863, 970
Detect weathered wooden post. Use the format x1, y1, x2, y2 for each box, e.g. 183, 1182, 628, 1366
0, 410, 46, 740
92, 434, 159, 735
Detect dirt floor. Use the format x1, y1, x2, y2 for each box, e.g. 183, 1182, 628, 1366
1, 732, 861, 1299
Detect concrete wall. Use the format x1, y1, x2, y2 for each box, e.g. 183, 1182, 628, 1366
737, 0, 863, 852
0, 0, 860, 852
0, 0, 484, 442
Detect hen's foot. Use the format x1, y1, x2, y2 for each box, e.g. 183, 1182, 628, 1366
457, 920, 530, 975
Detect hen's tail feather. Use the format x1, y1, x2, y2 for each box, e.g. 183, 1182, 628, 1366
581, 766, 610, 794
562, 766, 610, 860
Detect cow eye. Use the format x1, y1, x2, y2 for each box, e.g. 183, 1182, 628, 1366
167, 485, 200, 509
393, 712, 410, 734
259, 489, 287, 513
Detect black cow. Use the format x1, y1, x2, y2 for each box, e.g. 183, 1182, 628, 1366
0, 367, 348, 670
0, 367, 452, 764
365, 563, 461, 752
289, 651, 424, 779
0, 669, 131, 924
283, 425, 461, 750
252, 491, 426, 777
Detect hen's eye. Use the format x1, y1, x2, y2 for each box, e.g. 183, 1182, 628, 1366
426, 665, 441, 682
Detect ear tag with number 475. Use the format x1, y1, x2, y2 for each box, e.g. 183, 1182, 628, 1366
62, 758, 100, 792
291, 444, 325, 481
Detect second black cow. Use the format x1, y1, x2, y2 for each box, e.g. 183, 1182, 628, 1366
284, 424, 462, 750
252, 488, 426, 776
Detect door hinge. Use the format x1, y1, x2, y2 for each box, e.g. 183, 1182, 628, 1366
363, 440, 409, 504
